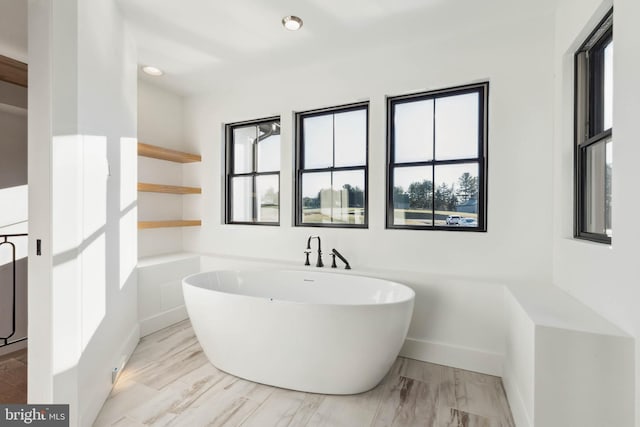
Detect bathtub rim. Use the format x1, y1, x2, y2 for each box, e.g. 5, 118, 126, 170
182, 268, 416, 307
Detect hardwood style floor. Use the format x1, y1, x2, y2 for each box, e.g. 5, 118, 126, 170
0, 348, 27, 404
94, 321, 515, 427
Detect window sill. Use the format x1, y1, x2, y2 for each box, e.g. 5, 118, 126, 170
573, 233, 612, 245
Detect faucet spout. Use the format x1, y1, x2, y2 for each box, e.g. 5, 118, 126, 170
306, 235, 323, 267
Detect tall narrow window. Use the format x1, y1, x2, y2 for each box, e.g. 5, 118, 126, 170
295, 103, 368, 227
225, 117, 280, 225
575, 10, 612, 243
387, 83, 488, 231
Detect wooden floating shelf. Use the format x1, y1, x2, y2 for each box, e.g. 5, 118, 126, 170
138, 182, 201, 194
138, 220, 202, 229
138, 142, 201, 163
136, 143, 202, 231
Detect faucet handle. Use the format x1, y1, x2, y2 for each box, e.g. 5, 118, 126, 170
330, 253, 337, 268
331, 248, 351, 270
303, 250, 311, 266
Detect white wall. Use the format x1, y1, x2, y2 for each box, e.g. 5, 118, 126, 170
552, 0, 640, 424
138, 80, 188, 258
182, 11, 556, 364
28, 0, 139, 425
184, 13, 555, 284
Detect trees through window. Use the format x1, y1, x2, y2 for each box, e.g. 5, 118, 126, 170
387, 83, 488, 230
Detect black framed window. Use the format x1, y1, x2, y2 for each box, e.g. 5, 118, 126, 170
225, 117, 280, 225
387, 83, 488, 231
295, 103, 368, 227
575, 10, 613, 243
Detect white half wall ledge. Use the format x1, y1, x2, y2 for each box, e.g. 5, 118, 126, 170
503, 284, 634, 427
137, 252, 201, 268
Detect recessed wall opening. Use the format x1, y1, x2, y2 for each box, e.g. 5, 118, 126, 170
0, 55, 28, 404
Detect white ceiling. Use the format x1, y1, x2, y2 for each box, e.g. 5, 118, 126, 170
0, 1, 559, 94
119, 0, 559, 95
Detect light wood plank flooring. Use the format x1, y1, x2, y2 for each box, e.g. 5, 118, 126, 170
94, 321, 514, 427
0, 348, 27, 404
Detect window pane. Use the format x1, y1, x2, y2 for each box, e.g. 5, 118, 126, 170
332, 170, 365, 224
584, 139, 611, 236
393, 166, 433, 226
303, 115, 333, 169
434, 163, 479, 227
301, 172, 332, 223
256, 174, 279, 223
435, 93, 479, 160
604, 41, 613, 131
257, 124, 280, 172
394, 100, 434, 163
334, 109, 367, 167
231, 176, 252, 222
233, 126, 255, 174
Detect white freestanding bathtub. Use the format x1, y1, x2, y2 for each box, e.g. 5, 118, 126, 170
182, 270, 415, 394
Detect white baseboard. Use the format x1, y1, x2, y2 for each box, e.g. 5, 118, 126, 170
120, 323, 141, 371
400, 337, 503, 376
82, 323, 140, 427
502, 368, 532, 427
139, 305, 189, 337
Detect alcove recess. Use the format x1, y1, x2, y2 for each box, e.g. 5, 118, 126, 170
137, 142, 202, 229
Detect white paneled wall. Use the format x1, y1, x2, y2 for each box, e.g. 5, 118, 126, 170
137, 253, 199, 336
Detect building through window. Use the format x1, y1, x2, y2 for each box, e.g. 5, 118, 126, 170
225, 117, 281, 225
295, 103, 369, 228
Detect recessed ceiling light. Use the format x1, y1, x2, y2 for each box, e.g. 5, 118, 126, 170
142, 66, 164, 76
282, 15, 303, 31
